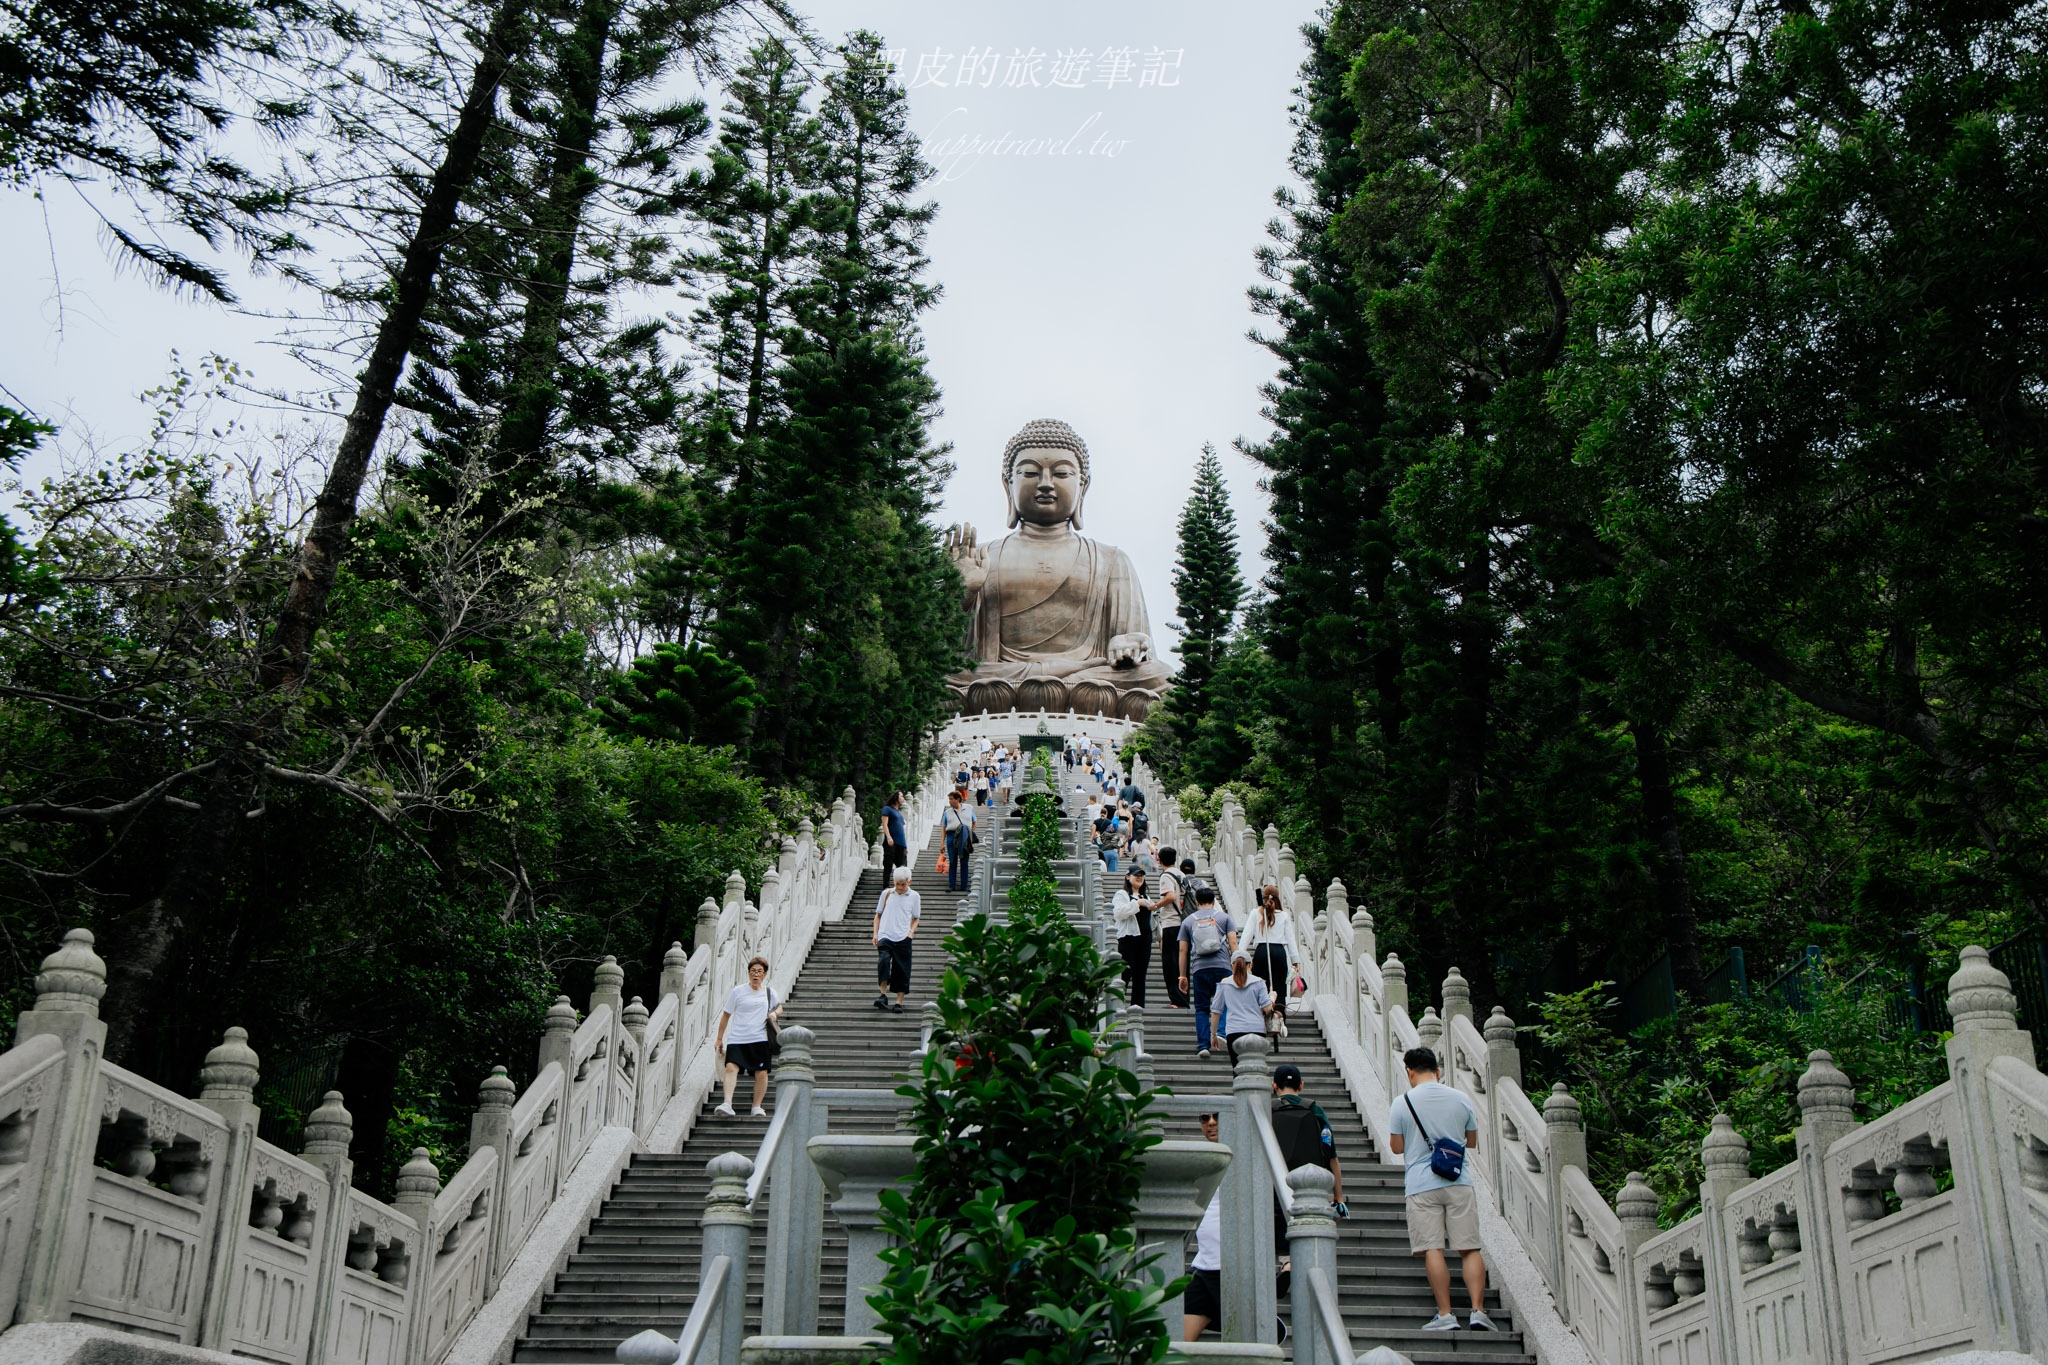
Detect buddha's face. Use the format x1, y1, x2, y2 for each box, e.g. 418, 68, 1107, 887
1008, 448, 1083, 527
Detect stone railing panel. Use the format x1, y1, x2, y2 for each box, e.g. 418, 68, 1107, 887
1821, 1082, 1982, 1363
0, 1035, 66, 1328
229, 1140, 332, 1364
331, 1190, 417, 1365
1493, 1079, 1553, 1280
496, 1065, 561, 1272
636, 995, 679, 1135
74, 1065, 234, 1341
1559, 1166, 1628, 1365
1987, 1054, 2048, 1351
1721, 1161, 1819, 1365
1636, 1213, 1714, 1365
420, 1151, 497, 1365
562, 1007, 611, 1171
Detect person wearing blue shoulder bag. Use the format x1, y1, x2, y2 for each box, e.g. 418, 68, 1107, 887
1388, 1046, 1495, 1332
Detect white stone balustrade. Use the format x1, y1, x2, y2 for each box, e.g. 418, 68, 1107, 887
0, 782, 876, 1365
1286, 880, 2048, 1365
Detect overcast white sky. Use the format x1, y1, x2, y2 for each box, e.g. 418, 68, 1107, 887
0, 0, 1324, 660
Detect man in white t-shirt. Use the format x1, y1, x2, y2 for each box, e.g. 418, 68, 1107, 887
1389, 1046, 1495, 1332
872, 866, 921, 1012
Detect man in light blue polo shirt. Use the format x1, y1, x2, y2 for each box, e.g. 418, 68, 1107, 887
1389, 1046, 1495, 1332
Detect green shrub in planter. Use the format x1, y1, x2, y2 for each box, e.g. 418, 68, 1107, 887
866, 782, 1182, 1364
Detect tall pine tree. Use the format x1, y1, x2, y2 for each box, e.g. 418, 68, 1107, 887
1167, 444, 1243, 755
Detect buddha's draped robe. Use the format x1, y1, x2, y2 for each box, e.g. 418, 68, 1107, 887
960, 531, 1171, 692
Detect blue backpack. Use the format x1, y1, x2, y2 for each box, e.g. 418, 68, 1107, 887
1404, 1093, 1467, 1181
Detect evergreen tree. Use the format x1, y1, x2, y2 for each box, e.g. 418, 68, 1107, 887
811, 30, 938, 334
1166, 445, 1243, 755
1237, 18, 1396, 884
687, 37, 822, 442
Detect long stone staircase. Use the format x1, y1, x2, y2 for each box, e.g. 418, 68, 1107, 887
512, 827, 964, 1362
514, 778, 1537, 1364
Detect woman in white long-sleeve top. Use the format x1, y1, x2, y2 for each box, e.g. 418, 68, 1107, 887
1242, 884, 1298, 1036
1111, 867, 1152, 1007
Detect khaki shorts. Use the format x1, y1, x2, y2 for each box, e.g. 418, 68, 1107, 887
1406, 1184, 1481, 1254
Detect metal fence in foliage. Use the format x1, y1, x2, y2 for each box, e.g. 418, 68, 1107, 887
1622, 928, 2048, 1039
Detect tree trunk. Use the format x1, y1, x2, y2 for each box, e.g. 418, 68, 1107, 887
1633, 717, 1706, 1000
264, 0, 532, 690
1443, 538, 1492, 992
495, 0, 619, 469
102, 0, 532, 1055
336, 1035, 401, 1196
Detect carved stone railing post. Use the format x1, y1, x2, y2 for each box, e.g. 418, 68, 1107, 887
1542, 1084, 1587, 1317
1793, 1049, 1860, 1365
590, 955, 625, 1025
1221, 1033, 1276, 1344
1441, 965, 1473, 1029
10, 929, 109, 1324
1697, 1113, 1751, 1365
301, 1090, 356, 1365
537, 996, 576, 1190
694, 897, 722, 960
1482, 1008, 1520, 1208
194, 1025, 262, 1348
761, 1026, 822, 1337
701, 1153, 753, 1365
1285, 1165, 1340, 1365
1943, 944, 2037, 1351
392, 1148, 441, 1365
1417, 1007, 1443, 1064
1381, 954, 1408, 1093
469, 1065, 516, 1288
1616, 1172, 1661, 1365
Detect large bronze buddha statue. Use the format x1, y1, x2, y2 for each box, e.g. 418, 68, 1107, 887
944, 419, 1171, 720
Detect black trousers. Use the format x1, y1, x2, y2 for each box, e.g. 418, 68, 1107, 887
1118, 933, 1150, 1007
1159, 926, 1189, 1007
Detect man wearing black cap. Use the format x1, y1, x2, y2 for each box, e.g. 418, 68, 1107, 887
1271, 1062, 1347, 1274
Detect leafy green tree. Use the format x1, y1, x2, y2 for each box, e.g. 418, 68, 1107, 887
597, 639, 757, 746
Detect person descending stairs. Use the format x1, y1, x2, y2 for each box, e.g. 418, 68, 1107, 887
511, 824, 966, 1361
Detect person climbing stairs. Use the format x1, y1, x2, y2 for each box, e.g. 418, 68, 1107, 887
511, 824, 965, 1360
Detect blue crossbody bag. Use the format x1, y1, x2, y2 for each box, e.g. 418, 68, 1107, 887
1404, 1093, 1467, 1181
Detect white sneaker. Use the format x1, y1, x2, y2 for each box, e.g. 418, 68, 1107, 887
750, 1106, 767, 1117
1197, 1047, 1210, 1059
713, 1103, 735, 1117
1468, 1310, 1498, 1331
1422, 1313, 1460, 1331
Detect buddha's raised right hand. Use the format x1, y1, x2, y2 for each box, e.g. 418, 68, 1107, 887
944, 522, 988, 597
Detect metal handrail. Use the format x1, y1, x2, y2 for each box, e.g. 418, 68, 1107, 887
1305, 1265, 1355, 1364
672, 1253, 729, 1365
741, 1101, 793, 1207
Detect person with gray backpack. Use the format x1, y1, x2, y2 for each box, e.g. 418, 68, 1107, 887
1176, 885, 1237, 1058
1390, 1046, 1494, 1332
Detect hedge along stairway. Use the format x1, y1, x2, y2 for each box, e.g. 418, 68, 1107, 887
511, 825, 966, 1363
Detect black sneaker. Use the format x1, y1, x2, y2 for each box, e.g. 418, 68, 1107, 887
873, 996, 889, 1010
890, 1001, 905, 1013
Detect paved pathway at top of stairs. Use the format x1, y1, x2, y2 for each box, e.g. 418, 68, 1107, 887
511, 827, 964, 1363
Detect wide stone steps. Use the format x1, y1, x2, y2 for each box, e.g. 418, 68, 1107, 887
1147, 1010, 1535, 1363
511, 828, 962, 1363
515, 796, 1536, 1364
